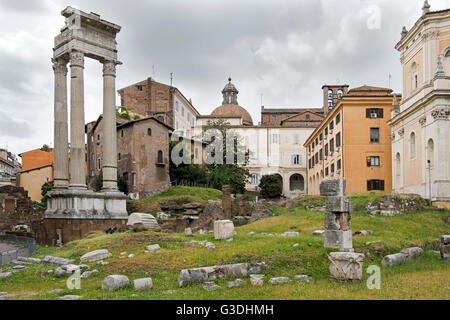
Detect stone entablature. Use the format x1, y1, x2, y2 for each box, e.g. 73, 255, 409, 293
54, 7, 120, 63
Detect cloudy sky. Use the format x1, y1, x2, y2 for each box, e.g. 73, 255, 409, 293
0, 0, 448, 158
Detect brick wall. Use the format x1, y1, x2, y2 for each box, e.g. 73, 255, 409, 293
0, 186, 45, 236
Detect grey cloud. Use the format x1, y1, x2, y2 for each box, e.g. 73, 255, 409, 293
0, 0, 448, 156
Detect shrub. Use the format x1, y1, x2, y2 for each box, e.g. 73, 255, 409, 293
259, 174, 283, 199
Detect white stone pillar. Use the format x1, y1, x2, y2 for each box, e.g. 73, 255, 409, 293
101, 60, 118, 191
69, 51, 87, 189
52, 58, 69, 189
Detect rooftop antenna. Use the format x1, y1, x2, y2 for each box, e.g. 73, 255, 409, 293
389, 73, 392, 89
170, 72, 173, 87
260, 93, 263, 107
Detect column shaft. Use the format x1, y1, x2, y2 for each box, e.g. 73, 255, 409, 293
69, 51, 87, 189
52, 58, 69, 189
102, 61, 118, 191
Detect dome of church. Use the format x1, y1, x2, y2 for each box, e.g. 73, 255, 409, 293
211, 78, 253, 126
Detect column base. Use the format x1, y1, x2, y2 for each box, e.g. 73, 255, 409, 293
68, 184, 88, 190
45, 189, 128, 219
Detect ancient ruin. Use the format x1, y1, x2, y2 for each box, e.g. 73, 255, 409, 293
42, 7, 128, 244
320, 178, 354, 252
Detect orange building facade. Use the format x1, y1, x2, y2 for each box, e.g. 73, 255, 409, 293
304, 86, 400, 195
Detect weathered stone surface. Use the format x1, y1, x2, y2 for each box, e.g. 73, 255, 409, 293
127, 213, 161, 232
227, 279, 246, 288
58, 295, 82, 300
16, 257, 41, 264
281, 232, 299, 237
382, 253, 407, 267
249, 202, 272, 223
80, 249, 112, 263
185, 228, 193, 236
97, 261, 109, 266
247, 231, 255, 236
250, 274, 264, 286
182, 203, 203, 210
81, 270, 99, 279
203, 281, 221, 291
324, 211, 340, 230
440, 235, 450, 261
102, 275, 130, 291
54, 264, 80, 277
178, 262, 269, 287
42, 256, 74, 266
313, 230, 325, 236
354, 230, 374, 236
326, 196, 353, 213
324, 230, 353, 251
269, 277, 291, 284
320, 178, 346, 197
134, 278, 153, 291
214, 220, 235, 240
0, 272, 12, 279
328, 252, 364, 281
222, 185, 232, 219
157, 212, 170, 220
146, 244, 161, 252
400, 247, 424, 259
294, 275, 310, 283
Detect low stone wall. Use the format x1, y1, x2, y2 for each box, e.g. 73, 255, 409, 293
37, 218, 128, 245
366, 194, 427, 216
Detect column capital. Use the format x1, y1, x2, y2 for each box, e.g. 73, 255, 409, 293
52, 58, 68, 75
102, 60, 117, 77
70, 51, 85, 68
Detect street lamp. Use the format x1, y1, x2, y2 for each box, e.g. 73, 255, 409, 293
427, 160, 431, 204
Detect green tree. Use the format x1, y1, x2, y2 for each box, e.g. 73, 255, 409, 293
40, 144, 51, 152
40, 180, 54, 207
259, 174, 283, 199
91, 170, 128, 194
169, 140, 208, 185
200, 119, 250, 194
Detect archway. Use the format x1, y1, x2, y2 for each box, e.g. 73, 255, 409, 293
290, 174, 304, 191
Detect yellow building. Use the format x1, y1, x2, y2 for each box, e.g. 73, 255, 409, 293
304, 86, 400, 195
19, 148, 54, 201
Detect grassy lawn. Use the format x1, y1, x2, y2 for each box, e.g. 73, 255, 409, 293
1, 197, 448, 300
138, 186, 222, 205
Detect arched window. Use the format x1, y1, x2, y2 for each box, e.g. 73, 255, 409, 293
328, 89, 333, 99
445, 50, 450, 57
290, 174, 304, 191
409, 132, 416, 159
411, 62, 418, 90
157, 150, 163, 164
427, 139, 434, 168
395, 153, 401, 176
147, 128, 152, 136
337, 89, 343, 99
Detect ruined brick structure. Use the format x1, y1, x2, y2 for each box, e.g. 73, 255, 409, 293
0, 186, 45, 237
87, 115, 172, 199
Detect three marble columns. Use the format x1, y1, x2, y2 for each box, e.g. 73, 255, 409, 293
52, 50, 118, 192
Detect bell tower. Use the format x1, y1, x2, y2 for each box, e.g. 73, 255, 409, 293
222, 78, 239, 105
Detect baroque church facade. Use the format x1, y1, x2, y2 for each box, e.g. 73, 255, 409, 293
389, 2, 450, 207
